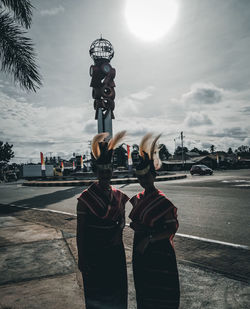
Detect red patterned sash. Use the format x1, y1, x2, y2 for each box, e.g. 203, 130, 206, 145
129, 190, 175, 227
78, 182, 129, 221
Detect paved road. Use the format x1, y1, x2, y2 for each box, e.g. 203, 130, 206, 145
1, 169, 250, 246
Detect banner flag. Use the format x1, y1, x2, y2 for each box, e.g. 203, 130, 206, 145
61, 161, 64, 172
73, 161, 76, 170
40, 152, 45, 170
81, 156, 83, 169
127, 145, 133, 168
216, 153, 219, 164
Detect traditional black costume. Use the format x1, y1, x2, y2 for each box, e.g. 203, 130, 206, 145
77, 132, 129, 309
129, 134, 180, 309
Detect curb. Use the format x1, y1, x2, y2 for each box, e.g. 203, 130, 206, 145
22, 174, 187, 187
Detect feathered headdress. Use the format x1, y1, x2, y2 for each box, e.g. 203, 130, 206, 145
91, 131, 126, 169
135, 133, 162, 176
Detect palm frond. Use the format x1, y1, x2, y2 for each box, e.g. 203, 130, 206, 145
92, 132, 109, 159
0, 0, 33, 28
0, 12, 42, 91
108, 130, 126, 150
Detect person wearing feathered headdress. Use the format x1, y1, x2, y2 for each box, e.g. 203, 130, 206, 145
129, 133, 180, 309
76, 131, 129, 309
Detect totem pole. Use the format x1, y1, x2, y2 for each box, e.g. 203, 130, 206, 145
89, 37, 116, 137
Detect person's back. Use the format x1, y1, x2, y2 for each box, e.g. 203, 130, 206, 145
129, 133, 180, 309
76, 131, 129, 309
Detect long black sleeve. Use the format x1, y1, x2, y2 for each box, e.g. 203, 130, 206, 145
76, 201, 88, 272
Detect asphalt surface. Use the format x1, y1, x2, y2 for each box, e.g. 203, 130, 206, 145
1, 169, 249, 246
0, 205, 249, 309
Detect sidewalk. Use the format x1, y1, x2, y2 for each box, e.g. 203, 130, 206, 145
0, 204, 249, 309
22, 174, 187, 187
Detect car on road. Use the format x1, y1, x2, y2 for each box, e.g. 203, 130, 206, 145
5, 171, 18, 182
190, 164, 213, 175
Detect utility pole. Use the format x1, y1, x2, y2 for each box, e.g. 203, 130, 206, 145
87, 140, 92, 171
181, 131, 184, 168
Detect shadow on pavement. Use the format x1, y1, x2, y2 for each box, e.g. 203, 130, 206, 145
0, 187, 83, 213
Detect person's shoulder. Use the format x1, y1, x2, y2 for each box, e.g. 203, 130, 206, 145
157, 190, 176, 207
129, 191, 143, 206
111, 186, 129, 202
77, 187, 88, 200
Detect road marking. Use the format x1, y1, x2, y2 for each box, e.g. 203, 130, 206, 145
176, 233, 249, 250
125, 223, 249, 250
7, 204, 76, 217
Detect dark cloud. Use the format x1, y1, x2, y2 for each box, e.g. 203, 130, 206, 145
185, 112, 213, 127
242, 106, 250, 114
201, 142, 213, 149
84, 122, 96, 134
193, 88, 222, 104
208, 127, 247, 138
15, 141, 56, 147
183, 84, 223, 105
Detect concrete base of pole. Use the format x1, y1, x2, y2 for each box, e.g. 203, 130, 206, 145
97, 108, 113, 137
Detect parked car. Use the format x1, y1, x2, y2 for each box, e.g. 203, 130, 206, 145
5, 171, 18, 182
190, 164, 213, 175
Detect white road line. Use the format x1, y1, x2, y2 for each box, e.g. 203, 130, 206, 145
125, 223, 249, 250
8, 204, 76, 217
176, 233, 249, 250
3, 204, 250, 250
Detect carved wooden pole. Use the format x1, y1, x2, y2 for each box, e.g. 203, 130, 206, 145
89, 37, 116, 137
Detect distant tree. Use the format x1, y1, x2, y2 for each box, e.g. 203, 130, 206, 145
0, 0, 42, 91
190, 147, 201, 154
174, 146, 188, 156
227, 147, 233, 154
210, 145, 215, 153
236, 145, 249, 153
159, 144, 171, 160
235, 145, 250, 158
0, 141, 14, 162
200, 150, 209, 155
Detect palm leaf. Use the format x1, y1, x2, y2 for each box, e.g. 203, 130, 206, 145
0, 0, 33, 28
0, 12, 42, 91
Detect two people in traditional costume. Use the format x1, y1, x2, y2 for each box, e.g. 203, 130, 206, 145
76, 131, 180, 309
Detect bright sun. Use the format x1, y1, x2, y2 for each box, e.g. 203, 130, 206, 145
125, 0, 179, 42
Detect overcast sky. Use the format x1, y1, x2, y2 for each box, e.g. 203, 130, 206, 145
0, 0, 250, 163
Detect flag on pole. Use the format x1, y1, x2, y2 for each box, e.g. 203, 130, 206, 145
216, 153, 219, 165
127, 145, 133, 170
61, 161, 64, 172
81, 156, 83, 169
40, 152, 45, 170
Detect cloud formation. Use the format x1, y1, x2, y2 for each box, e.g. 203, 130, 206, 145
185, 112, 213, 127
1, 0, 250, 161
40, 6, 65, 16
182, 83, 223, 106
0, 91, 92, 162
